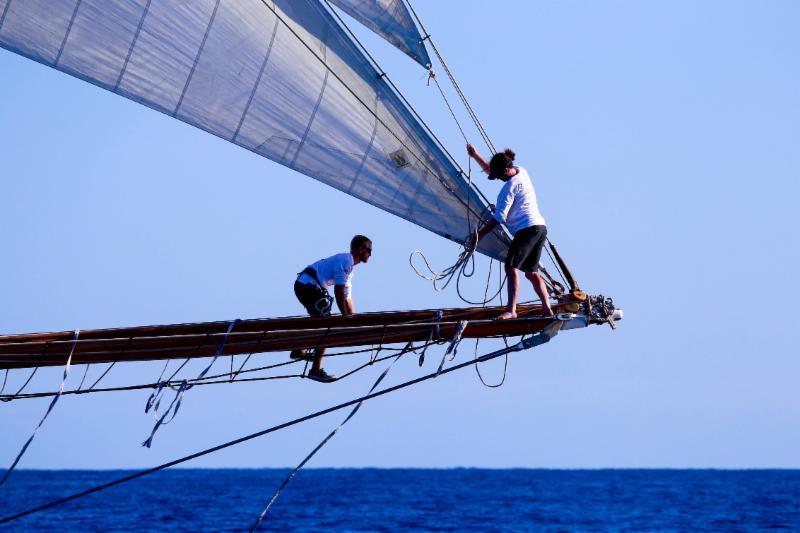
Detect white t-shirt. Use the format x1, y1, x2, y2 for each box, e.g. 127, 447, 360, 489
298, 252, 354, 296
493, 166, 546, 235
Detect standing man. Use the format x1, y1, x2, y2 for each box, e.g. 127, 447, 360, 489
467, 144, 554, 319
291, 235, 373, 382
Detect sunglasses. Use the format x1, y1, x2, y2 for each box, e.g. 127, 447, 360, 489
363, 247, 372, 255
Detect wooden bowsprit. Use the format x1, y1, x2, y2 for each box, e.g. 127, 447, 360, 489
0, 294, 621, 371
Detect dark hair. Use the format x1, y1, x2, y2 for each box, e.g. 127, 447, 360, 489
489, 148, 516, 177
350, 234, 372, 251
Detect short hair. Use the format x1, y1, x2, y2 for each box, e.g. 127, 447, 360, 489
350, 234, 371, 251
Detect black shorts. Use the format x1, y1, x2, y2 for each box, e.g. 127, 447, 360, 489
506, 225, 547, 272
294, 280, 331, 317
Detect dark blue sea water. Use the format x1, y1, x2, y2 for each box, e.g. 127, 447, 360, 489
1, 469, 798, 531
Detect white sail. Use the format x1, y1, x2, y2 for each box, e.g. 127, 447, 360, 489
0, 0, 509, 259
326, 0, 431, 68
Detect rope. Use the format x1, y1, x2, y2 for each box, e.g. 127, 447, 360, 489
230, 330, 270, 381
474, 260, 510, 388
142, 319, 239, 448
0, 330, 79, 487
405, 0, 496, 154
544, 239, 570, 291
0, 327, 559, 526
436, 320, 467, 376
76, 364, 90, 391
90, 339, 130, 394
142, 332, 215, 419
87, 361, 117, 391
427, 70, 469, 144
249, 342, 416, 530
409, 234, 506, 306
418, 310, 443, 367
0, 343, 440, 402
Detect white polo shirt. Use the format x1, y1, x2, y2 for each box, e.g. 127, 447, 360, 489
493, 166, 546, 235
298, 252, 354, 296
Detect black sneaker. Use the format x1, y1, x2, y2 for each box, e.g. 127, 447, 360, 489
307, 368, 336, 383
290, 349, 314, 361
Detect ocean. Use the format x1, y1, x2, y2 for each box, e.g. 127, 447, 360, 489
1, 469, 798, 531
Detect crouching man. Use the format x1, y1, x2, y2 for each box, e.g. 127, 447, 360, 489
291, 235, 373, 382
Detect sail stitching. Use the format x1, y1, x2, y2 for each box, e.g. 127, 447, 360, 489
173, 0, 222, 118
289, 21, 331, 166
113, 0, 152, 92
233, 15, 280, 143
0, 0, 12, 33
54, 0, 83, 66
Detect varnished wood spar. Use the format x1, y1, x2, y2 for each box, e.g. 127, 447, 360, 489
0, 303, 560, 345
0, 306, 560, 370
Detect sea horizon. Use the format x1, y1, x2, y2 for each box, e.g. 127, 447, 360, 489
2, 468, 798, 531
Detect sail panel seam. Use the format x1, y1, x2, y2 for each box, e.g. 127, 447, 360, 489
0, 0, 13, 33
232, 15, 280, 143
113, 0, 152, 92
173, 0, 222, 118
54, 0, 83, 66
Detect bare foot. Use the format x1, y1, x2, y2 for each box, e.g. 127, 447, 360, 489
496, 311, 517, 320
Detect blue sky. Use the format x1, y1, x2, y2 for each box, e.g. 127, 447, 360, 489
1, 0, 798, 470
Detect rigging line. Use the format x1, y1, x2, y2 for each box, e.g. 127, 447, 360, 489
230, 330, 270, 382
249, 342, 415, 530
0, 369, 7, 395
422, 29, 495, 154
544, 240, 569, 290
0, 342, 445, 401
76, 364, 90, 391
87, 336, 130, 392
142, 319, 239, 448
404, 0, 496, 153
0, 329, 559, 526
9, 340, 50, 399
428, 71, 468, 144
318, 0, 491, 209
87, 361, 116, 391
474, 257, 509, 388
436, 320, 467, 376
428, 38, 495, 153
0, 350, 396, 402
0, 330, 79, 487
145, 330, 215, 413
2, 372, 302, 401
